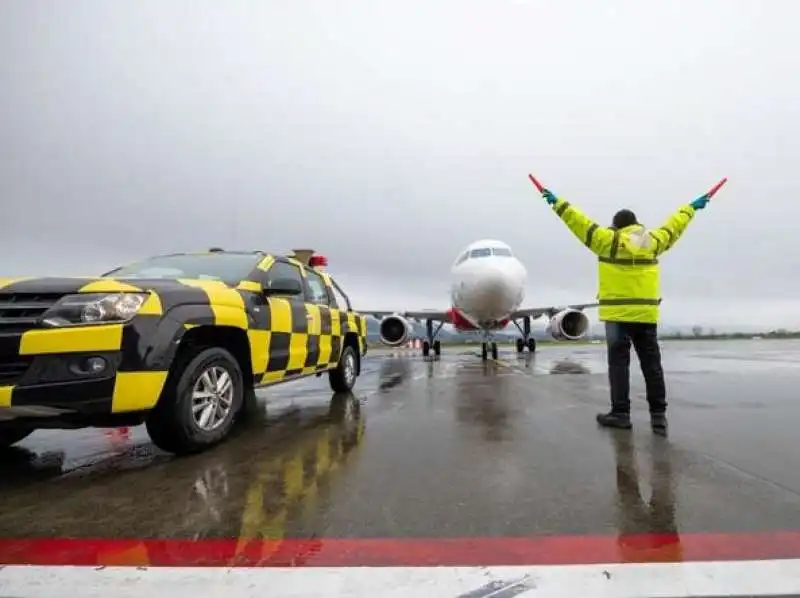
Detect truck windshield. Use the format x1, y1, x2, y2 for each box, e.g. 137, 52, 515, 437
102, 253, 262, 284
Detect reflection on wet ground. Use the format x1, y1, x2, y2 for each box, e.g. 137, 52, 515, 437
0, 391, 365, 541
611, 431, 681, 562
1, 339, 800, 566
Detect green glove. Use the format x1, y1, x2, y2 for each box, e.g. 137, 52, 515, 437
691, 194, 710, 210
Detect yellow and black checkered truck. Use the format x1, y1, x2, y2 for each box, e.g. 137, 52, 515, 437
0, 248, 368, 455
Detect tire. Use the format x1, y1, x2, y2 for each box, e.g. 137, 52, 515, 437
0, 427, 34, 449
329, 344, 358, 392
146, 346, 245, 455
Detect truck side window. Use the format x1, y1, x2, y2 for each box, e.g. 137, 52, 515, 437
304, 270, 330, 305
329, 280, 351, 311
264, 261, 303, 296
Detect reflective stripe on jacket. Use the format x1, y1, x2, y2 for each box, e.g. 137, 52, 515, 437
551, 198, 695, 323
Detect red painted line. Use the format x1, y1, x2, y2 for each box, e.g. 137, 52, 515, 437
2, 532, 800, 567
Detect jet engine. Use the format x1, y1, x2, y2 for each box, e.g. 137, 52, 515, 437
548, 308, 590, 341
379, 314, 413, 347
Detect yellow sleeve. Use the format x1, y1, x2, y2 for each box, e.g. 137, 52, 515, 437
648, 204, 695, 256
552, 197, 615, 257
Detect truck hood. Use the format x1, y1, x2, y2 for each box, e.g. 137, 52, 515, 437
0, 276, 238, 296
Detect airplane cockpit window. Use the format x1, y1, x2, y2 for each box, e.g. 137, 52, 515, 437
469, 248, 492, 258
459, 247, 512, 262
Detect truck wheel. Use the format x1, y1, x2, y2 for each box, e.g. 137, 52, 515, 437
329, 345, 358, 393
0, 427, 34, 449
146, 346, 244, 455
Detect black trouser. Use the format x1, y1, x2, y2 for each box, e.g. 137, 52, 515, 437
604, 321, 666, 415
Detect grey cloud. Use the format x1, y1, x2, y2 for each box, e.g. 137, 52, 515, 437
2, 0, 799, 328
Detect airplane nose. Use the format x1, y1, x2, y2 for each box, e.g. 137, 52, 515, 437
483, 271, 507, 296
473, 271, 515, 315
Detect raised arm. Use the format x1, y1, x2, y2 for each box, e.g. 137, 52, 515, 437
544, 190, 615, 257
648, 197, 707, 256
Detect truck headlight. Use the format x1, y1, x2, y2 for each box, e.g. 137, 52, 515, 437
41, 293, 148, 327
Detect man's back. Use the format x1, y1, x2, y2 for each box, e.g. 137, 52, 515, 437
596, 223, 662, 323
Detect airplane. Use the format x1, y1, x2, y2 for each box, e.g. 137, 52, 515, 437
364, 239, 598, 361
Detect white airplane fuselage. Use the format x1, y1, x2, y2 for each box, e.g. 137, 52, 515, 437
448, 239, 527, 330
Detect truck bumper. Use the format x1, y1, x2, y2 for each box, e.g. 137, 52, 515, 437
0, 350, 168, 417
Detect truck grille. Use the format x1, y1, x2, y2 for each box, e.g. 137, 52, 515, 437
0, 293, 64, 333
0, 356, 32, 385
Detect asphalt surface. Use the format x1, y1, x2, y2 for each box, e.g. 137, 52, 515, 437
2, 338, 800, 547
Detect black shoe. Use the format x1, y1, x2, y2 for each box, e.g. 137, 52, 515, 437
596, 411, 632, 429
651, 413, 668, 436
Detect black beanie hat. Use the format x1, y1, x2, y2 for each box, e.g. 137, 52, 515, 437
612, 209, 638, 229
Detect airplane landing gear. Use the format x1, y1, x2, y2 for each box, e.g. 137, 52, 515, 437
481, 331, 497, 361
512, 315, 537, 354
422, 339, 441, 358
423, 319, 443, 359
481, 339, 498, 361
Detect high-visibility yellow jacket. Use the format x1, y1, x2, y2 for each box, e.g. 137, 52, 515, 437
551, 198, 696, 323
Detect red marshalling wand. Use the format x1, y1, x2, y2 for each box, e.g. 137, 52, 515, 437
528, 173, 545, 193
705, 177, 728, 199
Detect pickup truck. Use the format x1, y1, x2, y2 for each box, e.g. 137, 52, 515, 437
0, 248, 368, 455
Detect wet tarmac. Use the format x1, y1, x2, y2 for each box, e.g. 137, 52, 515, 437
1, 339, 800, 566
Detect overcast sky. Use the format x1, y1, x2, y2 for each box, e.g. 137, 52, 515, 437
2, 0, 798, 329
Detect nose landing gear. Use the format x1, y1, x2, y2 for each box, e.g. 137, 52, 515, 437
481, 341, 498, 361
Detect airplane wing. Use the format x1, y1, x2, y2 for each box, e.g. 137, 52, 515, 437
363, 303, 598, 323
361, 309, 450, 322
510, 302, 599, 320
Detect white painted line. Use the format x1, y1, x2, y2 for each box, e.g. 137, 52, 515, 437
3, 559, 800, 597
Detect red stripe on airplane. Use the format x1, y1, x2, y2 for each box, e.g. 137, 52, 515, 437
447, 308, 509, 331
2, 531, 800, 567
447, 307, 477, 330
